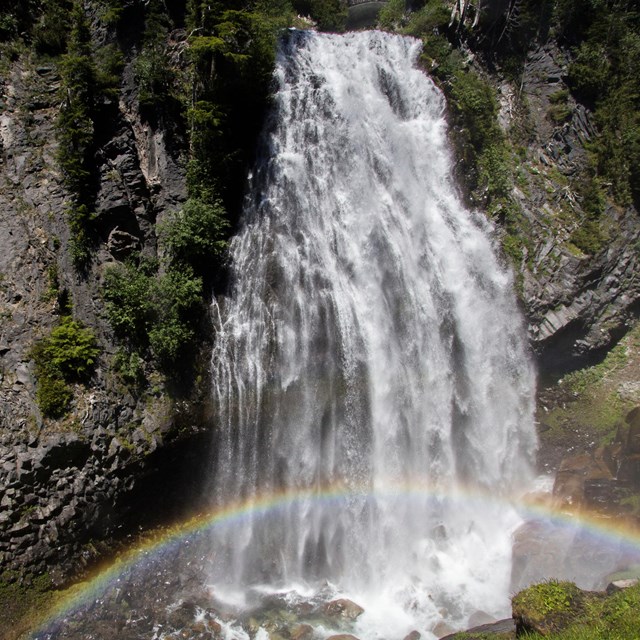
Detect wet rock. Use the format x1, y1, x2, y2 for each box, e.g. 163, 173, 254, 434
552, 452, 612, 508
625, 407, 640, 454
467, 611, 496, 628
325, 635, 360, 640
290, 623, 314, 640
323, 598, 365, 620
606, 578, 639, 595
438, 617, 515, 639
432, 620, 455, 637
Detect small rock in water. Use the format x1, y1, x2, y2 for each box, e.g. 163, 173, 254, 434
326, 635, 360, 640
403, 630, 421, 640
323, 598, 365, 620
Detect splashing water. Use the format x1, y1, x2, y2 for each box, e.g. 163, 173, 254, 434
209, 29, 537, 637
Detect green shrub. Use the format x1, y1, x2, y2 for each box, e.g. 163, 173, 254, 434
36, 375, 74, 419
135, 44, 174, 110
403, 0, 450, 37
103, 260, 156, 345
570, 218, 605, 256
548, 102, 573, 124
103, 262, 203, 369
32, 0, 72, 55
562, 4, 640, 207
477, 143, 512, 200
568, 42, 610, 103
378, 0, 406, 30
31, 316, 100, 418
161, 198, 229, 270
148, 267, 202, 364
96, 44, 125, 100
32, 316, 100, 380
113, 348, 145, 386
0, 12, 18, 41
186, 6, 290, 211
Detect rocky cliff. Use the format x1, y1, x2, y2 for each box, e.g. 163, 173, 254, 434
0, 15, 211, 588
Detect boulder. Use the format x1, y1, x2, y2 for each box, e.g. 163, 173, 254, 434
323, 598, 364, 621
606, 578, 640, 595
290, 624, 314, 640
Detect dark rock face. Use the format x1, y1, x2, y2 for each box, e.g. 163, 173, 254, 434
499, 44, 640, 375
0, 43, 207, 585
549, 406, 640, 512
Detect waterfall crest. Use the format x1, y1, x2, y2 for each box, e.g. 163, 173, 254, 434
210, 29, 537, 634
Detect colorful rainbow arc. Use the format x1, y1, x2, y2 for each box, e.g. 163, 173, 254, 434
31, 482, 640, 636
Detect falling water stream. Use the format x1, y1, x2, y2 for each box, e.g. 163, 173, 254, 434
208, 29, 537, 637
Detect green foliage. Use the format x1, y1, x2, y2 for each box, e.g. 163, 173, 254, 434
186, 3, 291, 219
31, 316, 100, 418
148, 267, 202, 364
36, 375, 74, 419
291, 0, 346, 31
548, 89, 573, 123
477, 144, 511, 200
568, 175, 606, 255
562, 337, 629, 395
548, 102, 573, 124
401, 0, 450, 38
161, 198, 229, 270
441, 65, 512, 204
96, 44, 125, 100
113, 348, 145, 386
103, 260, 157, 345
513, 580, 584, 636
569, 218, 605, 255
514, 580, 579, 617
56, 1, 99, 269
33, 0, 72, 54
377, 0, 406, 30
0, 9, 19, 42
0, 571, 54, 638
98, 0, 125, 27
134, 0, 176, 112
563, 1, 640, 207
512, 581, 640, 640
135, 44, 175, 110
103, 261, 203, 370
569, 41, 610, 103
33, 316, 100, 380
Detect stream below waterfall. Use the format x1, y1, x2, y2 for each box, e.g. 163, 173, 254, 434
31, 29, 640, 640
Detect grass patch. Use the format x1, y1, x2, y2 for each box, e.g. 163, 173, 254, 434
0, 572, 55, 640
514, 581, 640, 639
539, 322, 640, 449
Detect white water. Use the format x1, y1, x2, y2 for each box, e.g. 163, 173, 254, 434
210, 30, 537, 638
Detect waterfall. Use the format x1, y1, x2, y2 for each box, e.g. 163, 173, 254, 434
210, 29, 537, 636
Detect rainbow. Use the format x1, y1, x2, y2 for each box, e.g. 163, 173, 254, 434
30, 482, 640, 637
